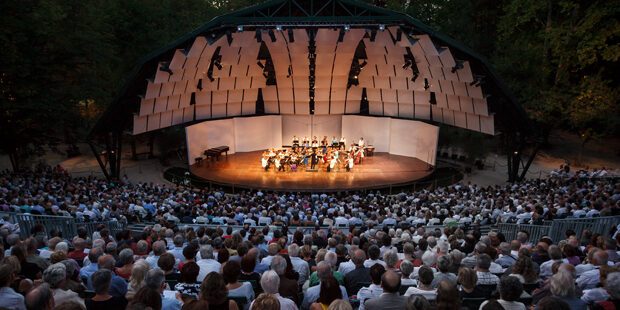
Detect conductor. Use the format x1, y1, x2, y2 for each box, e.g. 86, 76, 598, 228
310, 150, 318, 169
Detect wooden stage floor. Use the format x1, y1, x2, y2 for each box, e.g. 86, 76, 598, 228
190, 151, 433, 191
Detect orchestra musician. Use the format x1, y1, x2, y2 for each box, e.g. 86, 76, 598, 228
303, 136, 309, 148
292, 135, 299, 147
311, 136, 319, 148
339, 136, 346, 150
328, 156, 337, 172
321, 136, 328, 147
347, 156, 354, 172
310, 150, 317, 169
332, 136, 339, 147
358, 137, 365, 148
261, 151, 270, 171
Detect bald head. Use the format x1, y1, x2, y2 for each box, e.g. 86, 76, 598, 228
98, 254, 115, 270
381, 270, 401, 293
592, 250, 608, 266
352, 249, 366, 266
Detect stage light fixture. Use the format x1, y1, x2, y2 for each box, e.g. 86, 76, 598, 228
353, 75, 358, 79
344, 24, 350, 31
411, 72, 419, 82
287, 66, 292, 78
214, 62, 222, 70
429, 92, 437, 105
288, 28, 294, 42
257, 61, 264, 69
379, 24, 385, 30
255, 29, 262, 43
276, 25, 282, 31
424, 78, 430, 90
208, 74, 215, 82
197, 79, 203, 90
237, 25, 243, 31
402, 60, 412, 69
268, 29, 276, 42
359, 60, 367, 68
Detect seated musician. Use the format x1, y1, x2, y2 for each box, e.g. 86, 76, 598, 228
275, 153, 283, 171
321, 136, 328, 146
311, 139, 319, 148
332, 136, 339, 146
328, 156, 337, 172
303, 136, 310, 148
358, 137, 365, 148
339, 137, 346, 150
261, 151, 270, 171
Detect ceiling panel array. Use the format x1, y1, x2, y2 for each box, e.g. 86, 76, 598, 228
134, 26, 493, 135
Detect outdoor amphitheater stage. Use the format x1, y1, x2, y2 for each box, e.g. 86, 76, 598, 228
189, 151, 433, 191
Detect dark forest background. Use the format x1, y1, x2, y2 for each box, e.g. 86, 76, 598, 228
0, 0, 617, 169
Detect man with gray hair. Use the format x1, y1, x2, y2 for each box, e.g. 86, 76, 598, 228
475, 253, 499, 285
577, 250, 609, 290
539, 245, 563, 280
271, 255, 299, 304
146, 240, 166, 269
250, 270, 298, 310
496, 242, 518, 268
337, 245, 358, 276
344, 249, 371, 296
43, 263, 84, 307
25, 282, 54, 310
551, 271, 587, 309
196, 244, 221, 282
288, 243, 310, 285
431, 255, 457, 288
168, 234, 185, 263
261, 243, 280, 266
145, 269, 182, 310
308, 251, 344, 287
301, 261, 348, 310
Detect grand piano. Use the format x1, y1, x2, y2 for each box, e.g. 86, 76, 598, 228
204, 146, 229, 161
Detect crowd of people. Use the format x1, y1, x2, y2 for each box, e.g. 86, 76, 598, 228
0, 164, 618, 310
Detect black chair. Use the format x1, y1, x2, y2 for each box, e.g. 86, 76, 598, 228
477, 283, 498, 299
462, 297, 486, 310
522, 282, 540, 294
399, 284, 416, 295
228, 296, 247, 309
83, 290, 96, 299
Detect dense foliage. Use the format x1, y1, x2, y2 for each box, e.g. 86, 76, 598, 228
0, 0, 617, 169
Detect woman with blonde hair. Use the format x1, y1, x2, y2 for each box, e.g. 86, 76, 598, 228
327, 299, 353, 310
125, 259, 149, 300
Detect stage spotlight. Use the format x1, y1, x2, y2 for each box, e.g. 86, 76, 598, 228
257, 61, 265, 69
396, 28, 402, 41
359, 60, 367, 68
402, 60, 411, 69
276, 25, 282, 31
344, 24, 350, 31
379, 24, 385, 31
255, 29, 262, 43
208, 74, 215, 82
214, 60, 222, 70
424, 78, 430, 90
288, 28, 294, 42
338, 28, 345, 42
353, 75, 358, 79
196, 79, 203, 90
268, 29, 276, 42
237, 25, 243, 31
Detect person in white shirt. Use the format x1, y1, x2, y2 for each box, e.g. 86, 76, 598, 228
358, 137, 365, 148
404, 265, 437, 301
356, 264, 385, 310
250, 270, 298, 310
301, 262, 348, 310
479, 276, 526, 310
577, 250, 608, 290
261, 243, 281, 266
288, 244, 310, 286
196, 245, 221, 282
539, 245, 563, 280
364, 245, 387, 268
337, 246, 357, 276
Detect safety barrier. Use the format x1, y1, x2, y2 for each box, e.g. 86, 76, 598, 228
497, 216, 619, 242
0, 211, 127, 240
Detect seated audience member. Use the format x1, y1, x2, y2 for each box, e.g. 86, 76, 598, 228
130, 286, 162, 310
581, 266, 615, 305
310, 276, 342, 310
480, 276, 525, 310
399, 260, 416, 286
405, 294, 431, 310
549, 271, 587, 310
239, 254, 262, 296
250, 270, 297, 310
577, 250, 608, 290
126, 259, 149, 301
25, 282, 55, 310
89, 254, 127, 297
199, 272, 239, 310
344, 249, 371, 296
435, 280, 461, 310
302, 262, 348, 310
0, 264, 26, 310
591, 272, 620, 310
475, 254, 500, 285
43, 262, 84, 307
432, 255, 457, 288
536, 296, 571, 310
115, 248, 134, 279
196, 245, 222, 282
144, 269, 183, 310
158, 253, 181, 282
458, 267, 486, 298
86, 269, 128, 310
174, 261, 201, 298
364, 270, 407, 310
356, 264, 385, 310
12, 245, 42, 280
224, 260, 255, 305
271, 255, 299, 305
509, 256, 538, 283
404, 265, 436, 300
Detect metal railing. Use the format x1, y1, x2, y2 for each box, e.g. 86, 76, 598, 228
0, 211, 126, 240
497, 216, 619, 242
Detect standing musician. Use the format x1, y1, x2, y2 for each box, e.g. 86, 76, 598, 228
310, 150, 318, 169
261, 151, 270, 171
329, 156, 338, 172
346, 155, 354, 172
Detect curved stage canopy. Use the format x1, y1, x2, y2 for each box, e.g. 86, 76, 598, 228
89, 0, 533, 182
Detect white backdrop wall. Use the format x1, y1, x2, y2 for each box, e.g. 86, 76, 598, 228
389, 118, 439, 165
186, 118, 236, 165
234, 115, 282, 152
311, 115, 342, 141
281, 115, 311, 144
341, 115, 392, 152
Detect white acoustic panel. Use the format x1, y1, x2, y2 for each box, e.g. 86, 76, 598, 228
345, 87, 362, 114
140, 99, 155, 116
179, 93, 191, 109
439, 80, 454, 95
228, 102, 242, 117
369, 101, 383, 115
374, 76, 390, 89
331, 101, 345, 115
453, 81, 469, 97
384, 102, 398, 117
154, 97, 168, 113
431, 105, 443, 122
467, 113, 480, 131
447, 94, 461, 111
228, 89, 243, 103
160, 111, 172, 128
399, 103, 414, 118
438, 49, 456, 68
172, 109, 184, 125
382, 89, 397, 103
147, 114, 160, 131
212, 90, 227, 105
196, 105, 210, 120
167, 95, 180, 111
480, 115, 494, 134
187, 36, 207, 58
442, 109, 455, 126
183, 107, 194, 123
467, 84, 484, 99
414, 91, 430, 106
391, 77, 408, 90
145, 82, 161, 99
454, 111, 467, 128
415, 104, 430, 120
133, 115, 148, 134
460, 97, 474, 114
279, 100, 294, 114
435, 93, 448, 109
173, 80, 188, 95
473, 98, 488, 116
456, 61, 474, 83
211, 103, 226, 118
154, 64, 171, 83
314, 101, 329, 115
195, 91, 211, 106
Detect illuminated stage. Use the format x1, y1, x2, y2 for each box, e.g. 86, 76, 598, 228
189, 150, 433, 191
